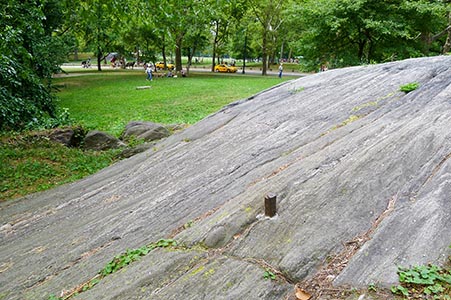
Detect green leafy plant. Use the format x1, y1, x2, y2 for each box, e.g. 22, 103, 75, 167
184, 220, 194, 229
49, 239, 178, 300
392, 264, 451, 299
368, 283, 377, 292
100, 247, 148, 276
155, 238, 177, 248
100, 239, 177, 276
0, 2, 71, 132
122, 135, 146, 148
391, 284, 410, 297
263, 269, 276, 280
400, 82, 419, 93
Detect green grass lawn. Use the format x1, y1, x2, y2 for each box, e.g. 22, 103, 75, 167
55, 70, 290, 136
0, 133, 120, 200
1, 70, 291, 200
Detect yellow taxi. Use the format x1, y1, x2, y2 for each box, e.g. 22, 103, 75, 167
214, 64, 238, 73
155, 62, 175, 70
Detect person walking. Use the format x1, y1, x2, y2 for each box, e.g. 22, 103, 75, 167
278, 63, 283, 78
146, 64, 153, 81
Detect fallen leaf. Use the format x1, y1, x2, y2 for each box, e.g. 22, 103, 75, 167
295, 286, 312, 300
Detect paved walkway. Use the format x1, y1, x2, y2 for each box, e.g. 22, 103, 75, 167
59, 63, 309, 77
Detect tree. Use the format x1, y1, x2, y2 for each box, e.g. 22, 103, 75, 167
183, 20, 209, 74
408, 0, 451, 54
277, 2, 298, 62
0, 0, 70, 131
167, 0, 193, 72
138, 0, 173, 70
230, 16, 255, 74
121, 23, 160, 65
442, 0, 451, 53
139, 0, 205, 72
208, 0, 246, 71
76, 0, 128, 71
248, 0, 284, 75
209, 0, 231, 70
289, 0, 447, 70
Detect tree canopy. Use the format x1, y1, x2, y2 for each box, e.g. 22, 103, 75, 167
1, 0, 70, 131
1, 0, 451, 131
288, 0, 449, 69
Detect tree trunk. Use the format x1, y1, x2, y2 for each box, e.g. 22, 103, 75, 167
175, 35, 183, 72
211, 21, 219, 72
357, 40, 366, 63
186, 36, 199, 75
212, 42, 217, 71
368, 38, 374, 63
443, 11, 451, 54
186, 47, 192, 74
269, 50, 275, 67
242, 33, 247, 74
135, 47, 140, 65
262, 30, 268, 75
162, 45, 167, 70
96, 46, 102, 71
280, 41, 284, 63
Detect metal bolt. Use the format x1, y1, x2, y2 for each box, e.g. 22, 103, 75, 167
264, 193, 277, 217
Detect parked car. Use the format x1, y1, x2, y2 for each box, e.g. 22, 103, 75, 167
155, 62, 175, 70
214, 64, 238, 73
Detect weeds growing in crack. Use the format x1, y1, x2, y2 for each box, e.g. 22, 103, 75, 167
48, 239, 177, 300
263, 269, 276, 280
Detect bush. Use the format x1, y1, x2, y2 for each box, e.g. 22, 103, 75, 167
399, 82, 420, 93
0, 55, 57, 131
0, 0, 70, 132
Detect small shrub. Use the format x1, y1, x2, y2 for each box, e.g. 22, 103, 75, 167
400, 82, 419, 93
391, 264, 451, 299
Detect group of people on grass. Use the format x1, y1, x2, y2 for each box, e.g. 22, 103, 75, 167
145, 63, 186, 81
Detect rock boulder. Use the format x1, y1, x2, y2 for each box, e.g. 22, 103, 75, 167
48, 126, 85, 147
1, 56, 451, 300
83, 130, 126, 150
121, 121, 171, 142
